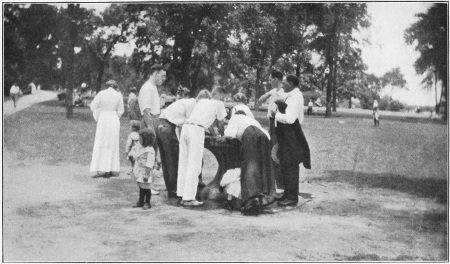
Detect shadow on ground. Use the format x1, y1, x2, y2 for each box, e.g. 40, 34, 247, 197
318, 170, 447, 204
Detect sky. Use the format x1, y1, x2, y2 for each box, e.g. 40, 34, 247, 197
361, 2, 437, 106
82, 2, 438, 106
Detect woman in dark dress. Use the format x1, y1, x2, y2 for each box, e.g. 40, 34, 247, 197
217, 111, 276, 215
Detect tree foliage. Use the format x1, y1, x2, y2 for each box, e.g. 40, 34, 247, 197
405, 3, 447, 118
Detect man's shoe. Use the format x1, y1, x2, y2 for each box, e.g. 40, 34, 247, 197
182, 200, 204, 207
132, 202, 144, 208
168, 191, 178, 199
277, 199, 298, 207
151, 188, 160, 195
142, 203, 151, 210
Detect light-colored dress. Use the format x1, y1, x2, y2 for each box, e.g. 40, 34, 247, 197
130, 143, 155, 188
90, 87, 124, 173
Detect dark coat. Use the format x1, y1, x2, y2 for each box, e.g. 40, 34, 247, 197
275, 102, 311, 169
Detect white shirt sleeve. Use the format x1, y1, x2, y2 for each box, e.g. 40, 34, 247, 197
224, 116, 239, 138
138, 84, 151, 115
275, 96, 301, 124
216, 101, 227, 121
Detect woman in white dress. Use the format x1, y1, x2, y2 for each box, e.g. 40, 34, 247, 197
90, 80, 125, 178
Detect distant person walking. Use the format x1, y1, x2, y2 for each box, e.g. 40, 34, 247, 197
373, 109, 380, 126
9, 82, 22, 108
307, 99, 313, 115
127, 87, 140, 120
90, 80, 124, 178
373, 99, 378, 110
373, 99, 379, 126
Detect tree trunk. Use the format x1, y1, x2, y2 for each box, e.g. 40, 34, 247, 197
65, 4, 78, 118
348, 96, 352, 109
254, 50, 267, 112
96, 62, 105, 94
190, 55, 202, 95
434, 71, 438, 113
325, 54, 333, 118
332, 61, 337, 112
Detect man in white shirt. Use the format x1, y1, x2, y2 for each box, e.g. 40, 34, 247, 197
139, 64, 166, 130
257, 70, 285, 196
157, 90, 210, 198
177, 87, 227, 207
270, 75, 311, 207
9, 82, 21, 108
139, 63, 166, 161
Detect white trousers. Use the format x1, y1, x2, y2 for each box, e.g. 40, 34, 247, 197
177, 124, 205, 200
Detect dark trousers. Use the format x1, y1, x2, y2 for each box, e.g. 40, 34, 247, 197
269, 118, 283, 190
279, 162, 299, 201
156, 119, 179, 193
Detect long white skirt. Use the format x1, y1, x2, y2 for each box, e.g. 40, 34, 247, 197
90, 110, 121, 173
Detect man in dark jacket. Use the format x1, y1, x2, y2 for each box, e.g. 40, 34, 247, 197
270, 75, 311, 206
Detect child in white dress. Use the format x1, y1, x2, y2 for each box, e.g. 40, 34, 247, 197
125, 120, 141, 174
129, 128, 156, 210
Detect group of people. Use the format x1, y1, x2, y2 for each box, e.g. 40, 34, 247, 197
88, 64, 311, 215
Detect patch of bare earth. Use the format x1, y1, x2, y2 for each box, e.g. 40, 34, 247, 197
3, 149, 446, 261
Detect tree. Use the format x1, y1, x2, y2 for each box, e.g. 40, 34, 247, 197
4, 4, 61, 94
311, 3, 370, 117
405, 3, 447, 118
87, 4, 133, 93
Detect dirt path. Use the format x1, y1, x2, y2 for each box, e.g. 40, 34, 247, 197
3, 148, 446, 261
3, 90, 57, 117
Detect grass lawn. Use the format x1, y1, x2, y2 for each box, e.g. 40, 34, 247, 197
4, 99, 447, 203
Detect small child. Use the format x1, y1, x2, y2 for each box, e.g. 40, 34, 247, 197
125, 120, 141, 174
129, 128, 156, 210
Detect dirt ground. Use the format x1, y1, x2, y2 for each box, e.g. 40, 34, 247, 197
3, 148, 447, 262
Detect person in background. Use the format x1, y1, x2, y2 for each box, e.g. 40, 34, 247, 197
307, 99, 313, 115
129, 128, 157, 210
257, 70, 285, 199
271, 75, 311, 207
90, 80, 124, 178
217, 111, 276, 215
373, 108, 380, 126
157, 90, 211, 198
128, 87, 139, 120
230, 93, 254, 119
373, 99, 379, 111
177, 86, 227, 207
9, 82, 22, 108
125, 120, 141, 174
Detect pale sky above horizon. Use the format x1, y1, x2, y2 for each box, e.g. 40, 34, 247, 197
361, 2, 438, 106
82, 2, 439, 106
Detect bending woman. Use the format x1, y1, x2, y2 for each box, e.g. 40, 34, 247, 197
217, 111, 276, 215
90, 80, 125, 178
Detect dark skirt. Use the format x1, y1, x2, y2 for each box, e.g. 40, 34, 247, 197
240, 126, 276, 206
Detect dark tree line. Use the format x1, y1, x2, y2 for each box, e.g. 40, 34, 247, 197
5, 3, 421, 118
